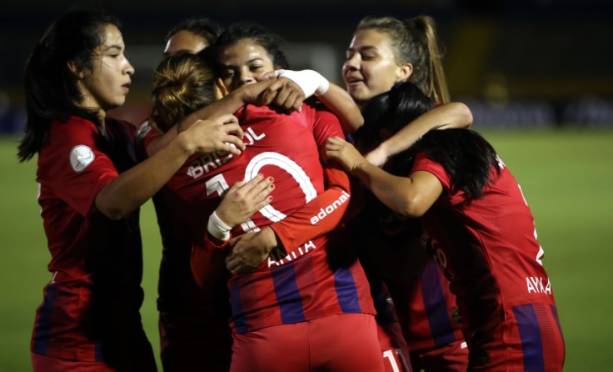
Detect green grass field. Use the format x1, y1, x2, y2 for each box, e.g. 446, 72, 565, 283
1, 130, 612, 371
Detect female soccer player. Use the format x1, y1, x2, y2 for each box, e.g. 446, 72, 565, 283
163, 17, 223, 56
19, 10, 243, 371
150, 31, 384, 370
326, 81, 566, 372
341, 16, 470, 371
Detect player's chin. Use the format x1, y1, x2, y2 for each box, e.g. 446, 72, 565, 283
107, 95, 127, 109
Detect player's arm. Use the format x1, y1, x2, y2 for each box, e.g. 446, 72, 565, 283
365, 102, 472, 166
191, 176, 274, 288
274, 69, 363, 133
96, 115, 242, 220
325, 136, 442, 217
145, 79, 296, 156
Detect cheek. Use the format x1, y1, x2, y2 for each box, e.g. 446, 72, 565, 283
367, 64, 398, 91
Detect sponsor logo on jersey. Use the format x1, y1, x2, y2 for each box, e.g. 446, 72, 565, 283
310, 191, 350, 224
136, 121, 152, 140
70, 145, 95, 173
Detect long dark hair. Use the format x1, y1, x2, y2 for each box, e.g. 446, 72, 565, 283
359, 81, 499, 200
18, 10, 120, 162
211, 22, 290, 71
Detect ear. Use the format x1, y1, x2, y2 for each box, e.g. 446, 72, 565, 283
67, 61, 85, 79
396, 63, 413, 82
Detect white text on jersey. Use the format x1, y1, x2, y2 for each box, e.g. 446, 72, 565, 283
268, 240, 316, 268
310, 191, 350, 224
187, 126, 266, 179
526, 276, 552, 295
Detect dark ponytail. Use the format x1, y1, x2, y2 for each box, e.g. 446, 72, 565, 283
403, 16, 450, 104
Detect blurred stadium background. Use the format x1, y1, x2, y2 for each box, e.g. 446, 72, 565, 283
1, 0, 612, 370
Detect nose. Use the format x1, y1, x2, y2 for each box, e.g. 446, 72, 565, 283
125, 58, 135, 76
237, 67, 256, 87
343, 53, 360, 72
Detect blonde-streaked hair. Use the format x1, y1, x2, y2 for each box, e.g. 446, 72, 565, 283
151, 52, 216, 132
356, 15, 450, 103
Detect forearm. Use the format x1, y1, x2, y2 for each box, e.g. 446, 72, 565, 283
376, 102, 473, 158
146, 126, 178, 156
317, 84, 364, 133
95, 133, 192, 220
271, 166, 351, 250
191, 233, 229, 289
179, 91, 246, 131
351, 161, 417, 216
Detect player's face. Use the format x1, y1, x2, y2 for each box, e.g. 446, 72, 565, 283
217, 38, 275, 92
343, 29, 411, 104
77, 24, 134, 112
164, 30, 208, 56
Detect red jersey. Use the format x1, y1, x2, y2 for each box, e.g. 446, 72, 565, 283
413, 153, 564, 370
31, 116, 152, 366
347, 190, 464, 352
163, 104, 375, 333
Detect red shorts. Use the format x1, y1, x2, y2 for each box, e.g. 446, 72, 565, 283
159, 311, 232, 372
410, 339, 468, 372
32, 353, 116, 372
230, 313, 384, 372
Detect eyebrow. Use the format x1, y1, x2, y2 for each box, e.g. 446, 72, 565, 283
102, 45, 123, 52
349, 46, 378, 53
221, 57, 264, 69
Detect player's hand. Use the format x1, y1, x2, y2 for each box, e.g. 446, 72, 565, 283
364, 145, 388, 167
225, 227, 279, 274
258, 77, 305, 113
216, 175, 274, 227
325, 136, 366, 173
181, 115, 245, 156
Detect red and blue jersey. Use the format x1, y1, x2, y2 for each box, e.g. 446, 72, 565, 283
162, 104, 374, 333
412, 153, 565, 370
31, 116, 148, 363
346, 184, 463, 353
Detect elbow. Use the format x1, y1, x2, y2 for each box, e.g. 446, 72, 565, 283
453, 102, 473, 128
97, 206, 129, 221
397, 195, 428, 218
351, 112, 365, 130
94, 193, 132, 220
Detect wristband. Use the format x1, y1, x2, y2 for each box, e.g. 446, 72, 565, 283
276, 69, 330, 97
207, 211, 232, 241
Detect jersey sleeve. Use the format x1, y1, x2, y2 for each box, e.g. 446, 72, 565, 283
136, 120, 163, 157
411, 152, 452, 192
191, 233, 229, 289
41, 118, 119, 217
270, 108, 351, 250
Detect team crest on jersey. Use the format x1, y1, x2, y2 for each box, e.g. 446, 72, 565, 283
70, 145, 95, 173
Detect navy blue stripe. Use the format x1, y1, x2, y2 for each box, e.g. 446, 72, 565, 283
229, 281, 248, 334
333, 267, 361, 313
419, 261, 455, 347
271, 263, 305, 324
33, 284, 57, 355
513, 304, 545, 372
95, 342, 104, 362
